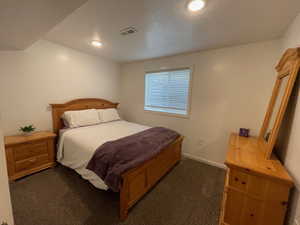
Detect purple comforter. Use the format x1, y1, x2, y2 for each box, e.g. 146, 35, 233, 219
86, 127, 180, 192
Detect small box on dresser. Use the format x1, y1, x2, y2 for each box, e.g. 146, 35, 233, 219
4, 131, 57, 181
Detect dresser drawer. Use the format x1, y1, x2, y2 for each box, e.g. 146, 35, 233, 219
228, 169, 268, 199
223, 188, 264, 225
229, 169, 248, 191
13, 141, 48, 161
15, 154, 49, 173
223, 186, 289, 225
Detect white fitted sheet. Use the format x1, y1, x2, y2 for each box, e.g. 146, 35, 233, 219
57, 120, 150, 190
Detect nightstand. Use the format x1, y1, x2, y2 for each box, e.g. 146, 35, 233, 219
4, 131, 57, 180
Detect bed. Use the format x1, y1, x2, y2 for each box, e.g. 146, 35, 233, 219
51, 98, 184, 220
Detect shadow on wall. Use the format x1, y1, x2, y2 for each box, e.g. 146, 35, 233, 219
276, 73, 300, 225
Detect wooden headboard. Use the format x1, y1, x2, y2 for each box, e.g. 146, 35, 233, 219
50, 98, 119, 134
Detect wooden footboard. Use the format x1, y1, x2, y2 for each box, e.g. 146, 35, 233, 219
120, 136, 184, 220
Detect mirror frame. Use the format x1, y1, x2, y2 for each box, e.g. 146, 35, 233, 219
259, 48, 300, 159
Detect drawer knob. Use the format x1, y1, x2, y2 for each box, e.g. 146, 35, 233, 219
250, 214, 254, 217
29, 158, 37, 163
234, 177, 239, 181
281, 201, 288, 206
242, 181, 246, 185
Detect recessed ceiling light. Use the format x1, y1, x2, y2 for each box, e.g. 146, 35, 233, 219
187, 0, 206, 12
91, 40, 103, 48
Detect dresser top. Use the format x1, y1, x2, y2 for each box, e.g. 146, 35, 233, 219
4, 131, 56, 147
226, 133, 293, 186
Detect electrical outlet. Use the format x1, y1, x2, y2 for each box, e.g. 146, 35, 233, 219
294, 218, 300, 225
197, 139, 205, 147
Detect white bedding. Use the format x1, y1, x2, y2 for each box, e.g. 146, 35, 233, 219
57, 120, 150, 190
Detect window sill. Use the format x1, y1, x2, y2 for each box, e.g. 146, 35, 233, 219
143, 108, 190, 119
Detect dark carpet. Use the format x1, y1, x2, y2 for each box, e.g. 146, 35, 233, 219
10, 158, 225, 225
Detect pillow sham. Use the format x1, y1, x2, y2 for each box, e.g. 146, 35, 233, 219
62, 109, 100, 128
98, 108, 121, 123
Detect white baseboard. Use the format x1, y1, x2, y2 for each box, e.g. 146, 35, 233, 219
183, 153, 226, 170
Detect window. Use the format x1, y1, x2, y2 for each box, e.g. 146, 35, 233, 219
144, 68, 191, 116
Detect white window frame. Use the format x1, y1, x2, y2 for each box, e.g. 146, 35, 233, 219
144, 67, 193, 118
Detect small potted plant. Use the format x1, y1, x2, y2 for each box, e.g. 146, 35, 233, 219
20, 125, 36, 136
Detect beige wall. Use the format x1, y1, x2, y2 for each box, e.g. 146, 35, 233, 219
120, 40, 281, 165
0, 40, 120, 135
277, 13, 300, 225
0, 127, 14, 225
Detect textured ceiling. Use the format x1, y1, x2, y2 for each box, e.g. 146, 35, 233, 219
45, 0, 300, 62
0, 0, 88, 50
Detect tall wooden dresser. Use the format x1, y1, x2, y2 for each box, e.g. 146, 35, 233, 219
219, 134, 293, 225
219, 48, 300, 225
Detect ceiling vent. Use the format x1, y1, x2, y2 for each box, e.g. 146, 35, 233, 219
120, 26, 138, 36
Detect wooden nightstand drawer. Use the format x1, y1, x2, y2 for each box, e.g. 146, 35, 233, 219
13, 140, 48, 161
15, 154, 49, 173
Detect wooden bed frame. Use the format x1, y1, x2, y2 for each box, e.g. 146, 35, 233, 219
50, 98, 184, 220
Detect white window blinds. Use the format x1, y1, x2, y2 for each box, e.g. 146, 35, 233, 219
145, 68, 191, 115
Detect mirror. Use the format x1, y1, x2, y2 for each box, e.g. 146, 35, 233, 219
259, 48, 300, 159
264, 74, 290, 141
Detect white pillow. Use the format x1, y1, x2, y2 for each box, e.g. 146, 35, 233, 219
98, 108, 121, 123
62, 109, 100, 128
